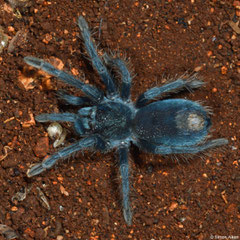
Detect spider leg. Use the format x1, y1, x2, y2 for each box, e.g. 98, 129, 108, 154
35, 113, 76, 123
27, 136, 97, 177
118, 146, 132, 225
136, 138, 228, 154
57, 90, 93, 106
136, 75, 204, 107
24, 56, 103, 102
77, 16, 117, 96
35, 112, 86, 135
103, 54, 132, 101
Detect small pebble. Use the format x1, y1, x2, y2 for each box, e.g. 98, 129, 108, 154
33, 137, 49, 157
11, 206, 18, 212
169, 202, 178, 211
221, 66, 227, 75
60, 185, 69, 196
56, 235, 64, 240
1, 157, 18, 168
212, 87, 217, 93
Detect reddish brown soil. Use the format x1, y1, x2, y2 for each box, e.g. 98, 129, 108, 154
0, 0, 239, 239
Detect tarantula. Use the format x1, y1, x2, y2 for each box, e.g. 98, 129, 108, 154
24, 16, 228, 225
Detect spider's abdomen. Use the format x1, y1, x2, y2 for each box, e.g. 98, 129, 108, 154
133, 99, 211, 146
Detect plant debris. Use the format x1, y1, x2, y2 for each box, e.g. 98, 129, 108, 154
228, 20, 240, 34
21, 111, 35, 127
18, 67, 36, 90
11, 185, 32, 202
0, 146, 12, 161
37, 187, 51, 210
7, 0, 32, 9
8, 29, 28, 53
0, 26, 8, 54
0, 224, 18, 239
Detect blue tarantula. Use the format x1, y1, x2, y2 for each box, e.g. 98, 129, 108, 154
24, 16, 228, 225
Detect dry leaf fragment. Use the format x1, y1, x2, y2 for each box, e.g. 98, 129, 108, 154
21, 112, 35, 127
49, 56, 64, 70
0, 146, 12, 161
37, 187, 51, 210
0, 26, 8, 54
18, 70, 35, 90
0, 224, 18, 239
3, 3, 13, 13
11, 186, 32, 202
7, 0, 32, 8
8, 29, 28, 53
228, 20, 240, 34
37, 57, 64, 90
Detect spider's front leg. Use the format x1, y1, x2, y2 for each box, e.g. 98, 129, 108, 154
24, 56, 103, 102
77, 16, 117, 96
27, 136, 97, 177
136, 74, 204, 107
118, 146, 132, 225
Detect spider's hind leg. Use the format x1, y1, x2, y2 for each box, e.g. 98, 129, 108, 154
136, 138, 228, 154
136, 74, 204, 107
118, 146, 132, 225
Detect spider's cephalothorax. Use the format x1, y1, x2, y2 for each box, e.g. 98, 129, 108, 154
24, 16, 228, 225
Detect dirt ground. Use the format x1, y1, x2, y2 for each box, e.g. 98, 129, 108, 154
0, 0, 239, 239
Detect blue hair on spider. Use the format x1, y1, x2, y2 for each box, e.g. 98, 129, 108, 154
24, 16, 228, 226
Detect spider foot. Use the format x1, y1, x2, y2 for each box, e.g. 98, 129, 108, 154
27, 163, 45, 177
123, 206, 132, 226
206, 138, 228, 148
184, 73, 205, 90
